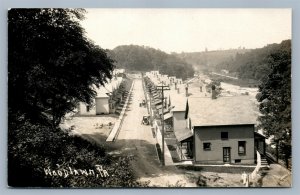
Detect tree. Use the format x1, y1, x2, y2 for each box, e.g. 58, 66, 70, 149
108, 45, 195, 80
8, 9, 149, 187
256, 40, 291, 168
215, 41, 289, 81
8, 9, 114, 128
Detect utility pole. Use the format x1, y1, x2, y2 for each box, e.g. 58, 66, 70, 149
156, 82, 170, 166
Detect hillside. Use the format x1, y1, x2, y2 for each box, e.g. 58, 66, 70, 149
217, 40, 291, 81
108, 45, 194, 80
175, 40, 291, 82
175, 48, 250, 71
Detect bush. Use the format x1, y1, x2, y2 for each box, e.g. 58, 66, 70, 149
8, 121, 147, 187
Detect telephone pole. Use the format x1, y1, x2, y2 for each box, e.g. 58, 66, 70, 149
156, 82, 170, 166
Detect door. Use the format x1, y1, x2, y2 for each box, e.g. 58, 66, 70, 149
223, 147, 231, 163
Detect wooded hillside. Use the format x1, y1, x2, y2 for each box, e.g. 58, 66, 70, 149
218, 40, 291, 81
175, 40, 291, 82
108, 45, 195, 80
175, 48, 250, 71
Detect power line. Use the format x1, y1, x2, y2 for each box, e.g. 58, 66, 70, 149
156, 82, 170, 166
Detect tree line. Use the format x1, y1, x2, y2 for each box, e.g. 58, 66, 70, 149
218, 40, 291, 81
256, 40, 291, 168
175, 48, 250, 71
108, 45, 195, 80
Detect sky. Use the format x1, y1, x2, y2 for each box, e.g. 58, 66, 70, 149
80, 9, 291, 53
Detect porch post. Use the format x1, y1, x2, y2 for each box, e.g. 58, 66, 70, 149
181, 142, 182, 160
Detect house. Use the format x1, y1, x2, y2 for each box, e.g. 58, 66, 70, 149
77, 86, 110, 115
176, 78, 183, 84
145, 70, 265, 165
176, 89, 264, 165
169, 76, 176, 84
168, 94, 188, 135
77, 77, 125, 115
113, 68, 125, 75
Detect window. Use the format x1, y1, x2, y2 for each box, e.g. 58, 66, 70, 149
238, 141, 246, 155
86, 105, 90, 112
221, 132, 228, 140
235, 159, 241, 163
203, 143, 211, 151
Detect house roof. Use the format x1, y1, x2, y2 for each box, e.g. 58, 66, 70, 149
94, 85, 110, 98
158, 109, 169, 115
113, 69, 125, 74
174, 127, 193, 142
154, 99, 163, 105
254, 132, 266, 139
162, 88, 187, 112
156, 104, 163, 109
164, 112, 173, 120
153, 94, 160, 99
93, 77, 123, 98
171, 94, 187, 112
188, 96, 258, 126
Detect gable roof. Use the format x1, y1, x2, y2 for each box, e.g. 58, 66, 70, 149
188, 96, 258, 126
171, 95, 187, 112
93, 77, 123, 98
164, 112, 173, 120
161, 89, 187, 112
174, 127, 193, 142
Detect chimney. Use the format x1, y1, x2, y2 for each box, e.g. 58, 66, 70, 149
200, 86, 202, 92
212, 85, 217, 99
185, 86, 188, 97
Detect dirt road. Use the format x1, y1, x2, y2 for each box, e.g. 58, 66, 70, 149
114, 78, 196, 187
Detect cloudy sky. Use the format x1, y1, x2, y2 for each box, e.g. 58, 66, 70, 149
80, 9, 291, 53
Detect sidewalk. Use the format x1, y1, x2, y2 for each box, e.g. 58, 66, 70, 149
106, 81, 135, 142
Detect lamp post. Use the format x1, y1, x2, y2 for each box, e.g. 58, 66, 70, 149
156, 82, 170, 166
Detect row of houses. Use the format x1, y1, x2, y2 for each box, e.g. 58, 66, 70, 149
144, 71, 266, 165
77, 69, 129, 115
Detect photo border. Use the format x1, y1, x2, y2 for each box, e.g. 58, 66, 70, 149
1, 0, 299, 195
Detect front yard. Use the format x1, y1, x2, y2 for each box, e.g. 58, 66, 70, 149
61, 115, 118, 143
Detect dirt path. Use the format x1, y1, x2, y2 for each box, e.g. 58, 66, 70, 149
115, 78, 196, 187
260, 164, 292, 187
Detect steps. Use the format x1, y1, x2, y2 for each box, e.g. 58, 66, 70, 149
260, 154, 270, 168
115, 99, 127, 115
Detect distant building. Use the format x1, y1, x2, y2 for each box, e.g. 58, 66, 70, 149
77, 86, 110, 115
77, 76, 126, 115
113, 68, 126, 77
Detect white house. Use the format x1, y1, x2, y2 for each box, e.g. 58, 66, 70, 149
77, 77, 124, 115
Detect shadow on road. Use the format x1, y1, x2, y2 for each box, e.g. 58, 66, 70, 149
77, 132, 185, 178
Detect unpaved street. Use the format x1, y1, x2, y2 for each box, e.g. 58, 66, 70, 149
66, 78, 196, 187
114, 78, 196, 187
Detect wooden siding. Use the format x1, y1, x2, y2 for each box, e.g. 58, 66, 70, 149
194, 124, 255, 164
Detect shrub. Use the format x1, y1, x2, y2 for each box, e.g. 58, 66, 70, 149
8, 121, 146, 187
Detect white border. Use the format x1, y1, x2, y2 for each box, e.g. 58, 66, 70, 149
1, 1, 299, 195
